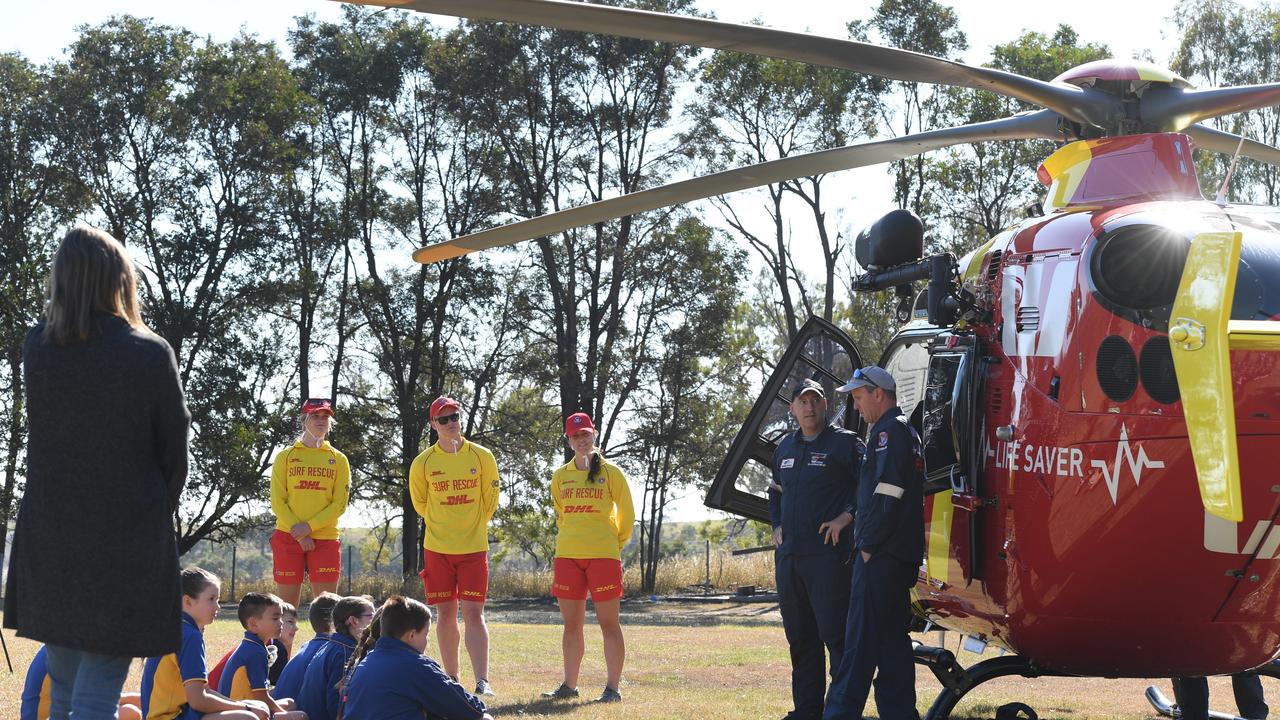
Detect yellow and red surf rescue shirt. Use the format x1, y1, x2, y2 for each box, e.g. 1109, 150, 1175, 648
551, 456, 635, 560
409, 438, 500, 554
270, 441, 350, 541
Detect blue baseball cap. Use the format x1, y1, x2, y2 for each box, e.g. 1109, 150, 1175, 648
838, 365, 896, 393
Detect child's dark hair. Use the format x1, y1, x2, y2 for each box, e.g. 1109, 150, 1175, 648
237, 592, 283, 628
332, 596, 375, 638
587, 451, 603, 484
335, 604, 386, 720
281, 601, 297, 620
309, 592, 341, 633
181, 566, 219, 599
380, 595, 432, 640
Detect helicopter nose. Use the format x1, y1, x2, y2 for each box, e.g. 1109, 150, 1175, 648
1170, 231, 1280, 522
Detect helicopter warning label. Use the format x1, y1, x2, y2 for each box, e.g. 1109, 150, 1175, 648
988, 425, 1164, 505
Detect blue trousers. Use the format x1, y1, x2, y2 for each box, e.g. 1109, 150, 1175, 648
1173, 673, 1268, 720
777, 550, 853, 720
45, 644, 133, 719
823, 553, 920, 720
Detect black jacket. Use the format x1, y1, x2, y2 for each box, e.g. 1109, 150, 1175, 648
854, 407, 925, 567
4, 315, 190, 657
769, 425, 864, 556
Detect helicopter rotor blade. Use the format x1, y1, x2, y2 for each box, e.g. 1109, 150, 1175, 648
1169, 231, 1245, 523
412, 110, 1065, 263
1143, 84, 1280, 132
1184, 124, 1280, 167
350, 0, 1116, 129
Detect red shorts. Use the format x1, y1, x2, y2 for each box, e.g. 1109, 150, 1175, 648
552, 557, 623, 602
420, 549, 489, 605
271, 530, 341, 584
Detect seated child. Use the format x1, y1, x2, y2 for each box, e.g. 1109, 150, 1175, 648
209, 601, 296, 691
272, 601, 299, 685
341, 596, 492, 720
216, 592, 306, 720
273, 592, 341, 700
140, 567, 273, 720
296, 596, 375, 720
21, 645, 142, 720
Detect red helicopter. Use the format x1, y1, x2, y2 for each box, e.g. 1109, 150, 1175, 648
356, 0, 1280, 715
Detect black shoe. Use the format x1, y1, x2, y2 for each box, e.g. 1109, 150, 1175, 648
542, 683, 579, 700
597, 686, 622, 703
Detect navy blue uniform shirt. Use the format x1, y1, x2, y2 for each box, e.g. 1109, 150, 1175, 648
297, 630, 357, 720
342, 636, 487, 720
273, 633, 332, 700
854, 406, 925, 565
769, 425, 865, 556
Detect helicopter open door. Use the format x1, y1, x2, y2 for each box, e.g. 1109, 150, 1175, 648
920, 334, 986, 585
705, 316, 862, 523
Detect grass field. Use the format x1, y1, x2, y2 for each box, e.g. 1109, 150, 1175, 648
0, 607, 1270, 719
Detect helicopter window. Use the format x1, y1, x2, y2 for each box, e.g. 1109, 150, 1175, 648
1090, 224, 1189, 312
923, 352, 963, 474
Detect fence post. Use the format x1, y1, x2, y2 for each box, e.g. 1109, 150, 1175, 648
704, 539, 711, 595
346, 545, 352, 594
230, 544, 237, 601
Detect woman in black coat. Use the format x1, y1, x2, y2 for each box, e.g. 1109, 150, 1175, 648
3, 227, 190, 718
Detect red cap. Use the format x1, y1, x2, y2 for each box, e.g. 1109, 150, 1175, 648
429, 396, 461, 419
564, 412, 595, 435
301, 398, 334, 416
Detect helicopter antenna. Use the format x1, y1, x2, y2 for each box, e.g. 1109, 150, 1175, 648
1215, 133, 1248, 208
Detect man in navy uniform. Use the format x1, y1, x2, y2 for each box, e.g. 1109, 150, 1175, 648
770, 378, 866, 720
824, 365, 925, 720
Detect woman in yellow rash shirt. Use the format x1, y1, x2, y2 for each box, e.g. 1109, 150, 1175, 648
542, 413, 634, 704
269, 398, 351, 607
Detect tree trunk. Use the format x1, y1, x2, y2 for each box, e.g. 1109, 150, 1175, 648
0, 345, 24, 570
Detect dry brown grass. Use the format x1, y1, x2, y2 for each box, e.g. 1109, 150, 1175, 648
1, 608, 1266, 719
223, 550, 778, 602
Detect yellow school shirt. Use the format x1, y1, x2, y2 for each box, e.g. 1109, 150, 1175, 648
408, 439, 500, 554
551, 457, 635, 560
270, 441, 351, 541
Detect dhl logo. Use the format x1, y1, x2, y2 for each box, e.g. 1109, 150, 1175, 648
295, 480, 325, 490
442, 495, 475, 506
461, 590, 484, 597
563, 505, 598, 514
593, 584, 618, 592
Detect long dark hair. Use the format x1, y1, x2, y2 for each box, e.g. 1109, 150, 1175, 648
335, 604, 385, 720
42, 227, 146, 344
587, 451, 603, 484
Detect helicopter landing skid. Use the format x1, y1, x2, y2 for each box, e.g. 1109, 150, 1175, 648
913, 643, 1062, 720
1145, 685, 1247, 720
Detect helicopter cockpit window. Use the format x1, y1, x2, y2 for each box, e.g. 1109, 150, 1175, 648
923, 352, 963, 475
706, 317, 862, 523
1090, 224, 1189, 317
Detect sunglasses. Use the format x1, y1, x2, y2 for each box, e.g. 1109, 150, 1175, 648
852, 367, 881, 390
435, 412, 460, 425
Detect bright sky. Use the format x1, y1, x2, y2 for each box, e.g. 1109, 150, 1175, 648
0, 0, 1236, 523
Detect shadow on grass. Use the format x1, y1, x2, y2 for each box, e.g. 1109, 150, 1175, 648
487, 696, 599, 716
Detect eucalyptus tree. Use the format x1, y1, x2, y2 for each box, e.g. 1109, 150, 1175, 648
58, 19, 310, 552
685, 45, 874, 340
0, 53, 83, 565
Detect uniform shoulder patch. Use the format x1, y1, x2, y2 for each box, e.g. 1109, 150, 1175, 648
780, 458, 795, 469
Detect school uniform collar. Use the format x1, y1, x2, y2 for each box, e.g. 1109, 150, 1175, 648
332, 631, 358, 648
373, 636, 419, 655
181, 612, 198, 629
242, 631, 268, 647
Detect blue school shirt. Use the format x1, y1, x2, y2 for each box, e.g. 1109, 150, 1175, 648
341, 637, 487, 720
140, 612, 206, 720
296, 631, 357, 720
218, 632, 271, 700
20, 645, 50, 720
273, 633, 332, 700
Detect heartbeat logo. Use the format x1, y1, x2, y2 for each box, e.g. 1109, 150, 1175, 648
1091, 425, 1165, 504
